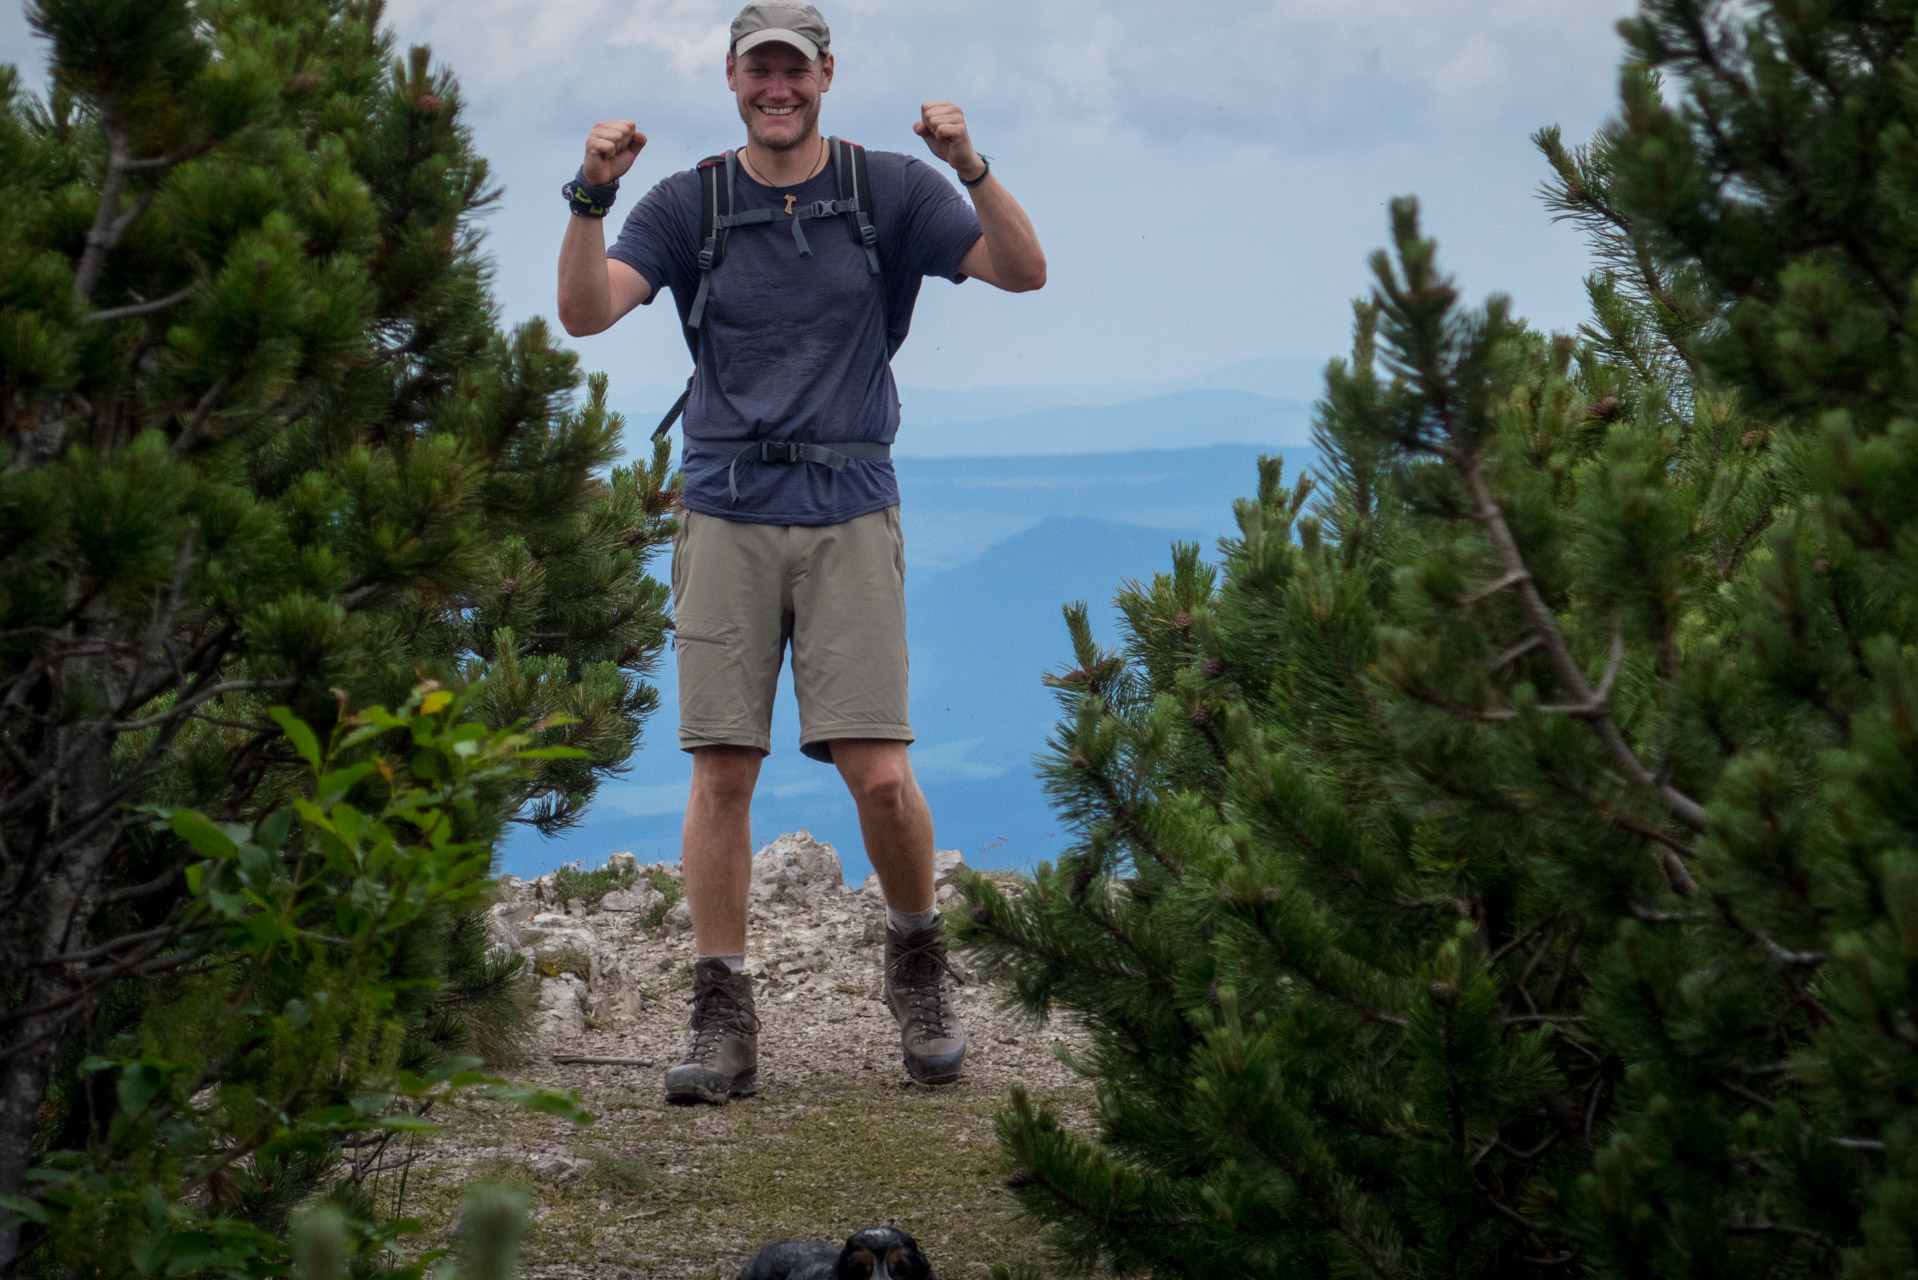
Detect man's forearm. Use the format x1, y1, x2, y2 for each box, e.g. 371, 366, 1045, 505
966, 172, 1046, 292
557, 215, 614, 336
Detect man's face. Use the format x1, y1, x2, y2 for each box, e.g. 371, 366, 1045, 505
727, 43, 833, 152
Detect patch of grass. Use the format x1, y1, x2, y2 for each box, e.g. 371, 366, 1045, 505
533, 946, 592, 980
466, 1154, 539, 1197
638, 866, 683, 929
548, 860, 638, 912
580, 1145, 650, 1197
398, 1080, 1096, 1278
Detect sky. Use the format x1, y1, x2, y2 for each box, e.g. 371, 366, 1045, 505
0, 0, 1642, 402
0, 0, 1650, 875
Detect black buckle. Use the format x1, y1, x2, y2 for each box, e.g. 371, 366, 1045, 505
758, 440, 802, 463
805, 200, 839, 219
696, 245, 716, 270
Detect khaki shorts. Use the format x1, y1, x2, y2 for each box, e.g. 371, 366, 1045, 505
671, 506, 911, 762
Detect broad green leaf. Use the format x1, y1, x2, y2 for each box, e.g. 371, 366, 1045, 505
269, 706, 323, 770
167, 809, 238, 861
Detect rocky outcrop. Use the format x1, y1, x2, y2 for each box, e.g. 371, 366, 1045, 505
749, 830, 844, 908
491, 834, 973, 1043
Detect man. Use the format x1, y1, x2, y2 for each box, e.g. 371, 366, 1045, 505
555, 1, 1045, 1104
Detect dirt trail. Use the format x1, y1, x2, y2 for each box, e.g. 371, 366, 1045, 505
404, 835, 1087, 1280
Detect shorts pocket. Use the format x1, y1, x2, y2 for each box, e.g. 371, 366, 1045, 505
673, 614, 764, 739
672, 614, 735, 650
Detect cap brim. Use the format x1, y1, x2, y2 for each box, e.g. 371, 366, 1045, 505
734, 27, 820, 59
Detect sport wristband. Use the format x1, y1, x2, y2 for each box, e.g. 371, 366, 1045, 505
563, 169, 620, 218
960, 155, 991, 190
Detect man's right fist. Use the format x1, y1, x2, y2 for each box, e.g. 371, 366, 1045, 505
584, 120, 646, 186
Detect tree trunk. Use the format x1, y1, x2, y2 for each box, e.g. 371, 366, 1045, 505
0, 728, 117, 1275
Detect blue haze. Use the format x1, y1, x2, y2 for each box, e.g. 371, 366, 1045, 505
499, 440, 1320, 885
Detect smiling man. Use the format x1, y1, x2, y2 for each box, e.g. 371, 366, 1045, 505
555, 1, 1046, 1104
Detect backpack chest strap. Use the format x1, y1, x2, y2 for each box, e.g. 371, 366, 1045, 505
713, 197, 874, 261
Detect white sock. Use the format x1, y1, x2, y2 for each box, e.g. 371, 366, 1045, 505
887, 905, 938, 933
699, 953, 746, 973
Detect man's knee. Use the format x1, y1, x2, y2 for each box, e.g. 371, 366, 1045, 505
838, 742, 914, 811
690, 745, 762, 809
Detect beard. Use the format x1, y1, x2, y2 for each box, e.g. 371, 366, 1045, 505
739, 96, 821, 151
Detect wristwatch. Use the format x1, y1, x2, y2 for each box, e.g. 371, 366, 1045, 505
563, 171, 620, 218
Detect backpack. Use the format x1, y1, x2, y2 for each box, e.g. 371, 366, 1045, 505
652, 137, 882, 440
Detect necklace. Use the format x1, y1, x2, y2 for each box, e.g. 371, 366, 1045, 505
739, 135, 828, 190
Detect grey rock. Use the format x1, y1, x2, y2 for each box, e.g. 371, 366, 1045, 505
520, 915, 607, 987
538, 975, 586, 1038
662, 897, 693, 936
750, 831, 843, 906
606, 851, 638, 874
530, 1150, 583, 1182
600, 884, 662, 914
933, 848, 967, 886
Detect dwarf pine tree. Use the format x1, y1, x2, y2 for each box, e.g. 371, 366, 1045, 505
0, 0, 673, 1266
957, 1, 1918, 1276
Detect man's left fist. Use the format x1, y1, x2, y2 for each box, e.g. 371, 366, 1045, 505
914, 102, 985, 183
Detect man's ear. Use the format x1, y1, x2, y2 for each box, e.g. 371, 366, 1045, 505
726, 49, 738, 91
819, 52, 834, 92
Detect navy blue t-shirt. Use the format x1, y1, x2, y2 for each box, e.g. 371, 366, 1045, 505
609, 149, 982, 525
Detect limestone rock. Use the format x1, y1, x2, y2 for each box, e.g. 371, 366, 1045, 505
662, 897, 693, 936
750, 831, 843, 906
600, 884, 662, 914
530, 1150, 583, 1182
520, 914, 607, 985
539, 975, 586, 1039
606, 851, 638, 874
933, 849, 966, 886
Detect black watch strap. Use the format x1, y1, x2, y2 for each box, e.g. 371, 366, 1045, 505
563, 171, 620, 218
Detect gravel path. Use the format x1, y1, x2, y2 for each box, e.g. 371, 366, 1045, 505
403, 837, 1088, 1280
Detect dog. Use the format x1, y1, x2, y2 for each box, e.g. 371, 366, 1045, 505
736, 1226, 935, 1280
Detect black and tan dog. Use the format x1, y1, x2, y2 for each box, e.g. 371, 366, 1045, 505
736, 1226, 935, 1280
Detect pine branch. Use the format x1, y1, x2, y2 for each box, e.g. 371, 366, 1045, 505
84, 285, 194, 325
1456, 453, 1708, 830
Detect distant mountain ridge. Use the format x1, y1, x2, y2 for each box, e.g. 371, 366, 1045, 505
500, 444, 1320, 883
893, 389, 1314, 457
606, 357, 1328, 462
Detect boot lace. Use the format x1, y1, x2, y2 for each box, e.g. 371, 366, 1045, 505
680, 979, 755, 1065
888, 929, 961, 1043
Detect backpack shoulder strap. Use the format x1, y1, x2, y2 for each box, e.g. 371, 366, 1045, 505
685, 151, 734, 334
830, 137, 882, 277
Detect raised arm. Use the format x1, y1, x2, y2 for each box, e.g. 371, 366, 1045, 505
557, 119, 657, 336
914, 102, 1047, 294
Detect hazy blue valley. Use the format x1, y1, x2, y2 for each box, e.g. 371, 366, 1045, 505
499, 416, 1319, 884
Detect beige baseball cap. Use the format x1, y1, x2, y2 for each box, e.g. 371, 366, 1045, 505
730, 1, 831, 60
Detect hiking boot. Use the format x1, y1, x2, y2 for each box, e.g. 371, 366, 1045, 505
663, 959, 759, 1104
883, 918, 967, 1085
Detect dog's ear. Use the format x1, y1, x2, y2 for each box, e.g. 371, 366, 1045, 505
890, 1243, 934, 1280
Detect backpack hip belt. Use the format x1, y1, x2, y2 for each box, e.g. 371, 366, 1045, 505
681, 435, 893, 506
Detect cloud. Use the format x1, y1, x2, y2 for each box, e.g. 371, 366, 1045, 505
912, 737, 1007, 782
387, 0, 1633, 152
598, 780, 689, 816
